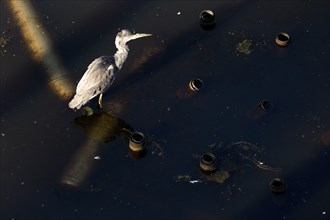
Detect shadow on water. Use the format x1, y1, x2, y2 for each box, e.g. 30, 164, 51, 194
100, 1, 251, 116
2, 0, 329, 219
46, 1, 146, 62
111, 0, 250, 87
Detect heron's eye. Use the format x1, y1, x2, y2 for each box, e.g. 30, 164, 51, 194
122, 30, 131, 36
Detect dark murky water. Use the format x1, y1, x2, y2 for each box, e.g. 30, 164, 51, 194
1, 1, 330, 219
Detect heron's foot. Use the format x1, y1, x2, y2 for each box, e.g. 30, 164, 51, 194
97, 101, 103, 112
97, 93, 103, 111
97, 101, 103, 110
82, 106, 94, 116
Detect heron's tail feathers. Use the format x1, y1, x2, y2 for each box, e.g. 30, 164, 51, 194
68, 94, 85, 110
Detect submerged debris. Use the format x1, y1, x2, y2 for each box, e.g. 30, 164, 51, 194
199, 140, 279, 174
175, 140, 282, 186
173, 141, 282, 188
230, 141, 282, 172
205, 170, 230, 184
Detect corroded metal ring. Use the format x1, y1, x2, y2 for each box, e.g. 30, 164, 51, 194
259, 100, 273, 112
188, 78, 204, 91
129, 132, 145, 152
275, 32, 290, 47
200, 153, 217, 174
200, 10, 216, 30
269, 178, 287, 194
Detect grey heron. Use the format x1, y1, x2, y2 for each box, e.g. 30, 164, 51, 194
69, 29, 152, 110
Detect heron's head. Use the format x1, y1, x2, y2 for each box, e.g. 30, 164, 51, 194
116, 29, 152, 46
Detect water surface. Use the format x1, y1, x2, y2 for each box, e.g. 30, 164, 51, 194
1, 1, 329, 219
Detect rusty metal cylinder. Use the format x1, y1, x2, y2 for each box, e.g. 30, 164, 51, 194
129, 132, 146, 159
200, 152, 217, 174
200, 10, 216, 30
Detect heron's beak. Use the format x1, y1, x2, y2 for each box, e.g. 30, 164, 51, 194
129, 33, 152, 41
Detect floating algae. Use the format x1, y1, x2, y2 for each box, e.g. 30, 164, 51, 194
236, 39, 253, 55
173, 175, 192, 182
0, 30, 12, 56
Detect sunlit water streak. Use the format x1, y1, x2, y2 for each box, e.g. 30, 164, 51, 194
8, 0, 74, 100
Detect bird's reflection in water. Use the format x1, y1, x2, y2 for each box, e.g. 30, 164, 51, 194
61, 111, 133, 189
62, 111, 164, 189
74, 111, 133, 144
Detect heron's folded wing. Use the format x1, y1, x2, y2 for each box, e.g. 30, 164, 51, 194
76, 57, 114, 95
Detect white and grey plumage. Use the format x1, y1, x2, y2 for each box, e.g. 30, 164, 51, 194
69, 29, 152, 110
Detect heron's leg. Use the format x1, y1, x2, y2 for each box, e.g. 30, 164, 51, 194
98, 93, 103, 110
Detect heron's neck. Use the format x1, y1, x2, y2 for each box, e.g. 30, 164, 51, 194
114, 44, 129, 70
